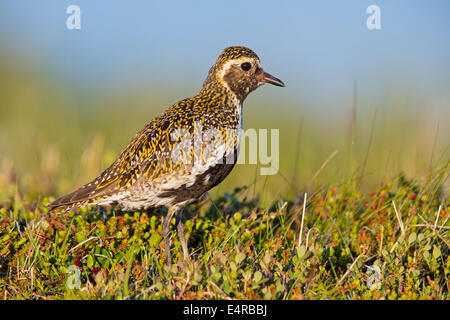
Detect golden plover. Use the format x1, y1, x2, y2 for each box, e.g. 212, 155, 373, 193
49, 46, 285, 263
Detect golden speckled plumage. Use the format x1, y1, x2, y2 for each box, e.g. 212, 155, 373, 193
48, 46, 284, 262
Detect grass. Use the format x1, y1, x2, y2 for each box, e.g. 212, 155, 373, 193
0, 55, 449, 300
0, 163, 448, 299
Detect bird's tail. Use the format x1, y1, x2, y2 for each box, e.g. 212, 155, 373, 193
48, 183, 99, 212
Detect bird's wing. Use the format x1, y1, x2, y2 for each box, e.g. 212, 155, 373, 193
48, 102, 202, 212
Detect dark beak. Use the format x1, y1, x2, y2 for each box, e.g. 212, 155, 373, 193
262, 71, 285, 87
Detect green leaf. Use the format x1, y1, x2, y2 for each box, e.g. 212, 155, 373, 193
75, 232, 85, 243
417, 233, 424, 243
86, 255, 94, 268
150, 216, 157, 230
149, 232, 163, 247
253, 271, 262, 283
275, 280, 284, 293
235, 252, 246, 265
432, 245, 441, 259
408, 232, 417, 244
212, 272, 221, 282
297, 245, 307, 258
264, 253, 271, 265
222, 282, 232, 294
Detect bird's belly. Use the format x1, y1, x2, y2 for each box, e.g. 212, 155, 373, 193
92, 136, 240, 211
107, 165, 235, 211
156, 159, 236, 205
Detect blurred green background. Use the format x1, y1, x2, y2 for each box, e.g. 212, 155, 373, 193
0, 1, 449, 203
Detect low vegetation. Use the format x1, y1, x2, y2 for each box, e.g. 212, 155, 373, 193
1, 165, 448, 299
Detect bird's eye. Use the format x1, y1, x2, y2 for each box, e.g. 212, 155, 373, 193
241, 62, 251, 71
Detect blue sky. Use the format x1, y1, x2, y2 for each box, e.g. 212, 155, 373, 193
1, 0, 449, 109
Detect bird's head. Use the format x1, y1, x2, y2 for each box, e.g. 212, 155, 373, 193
204, 46, 285, 101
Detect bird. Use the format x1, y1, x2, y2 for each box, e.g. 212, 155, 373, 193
48, 46, 285, 263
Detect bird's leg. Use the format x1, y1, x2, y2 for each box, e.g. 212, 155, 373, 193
162, 206, 178, 264
174, 209, 190, 261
